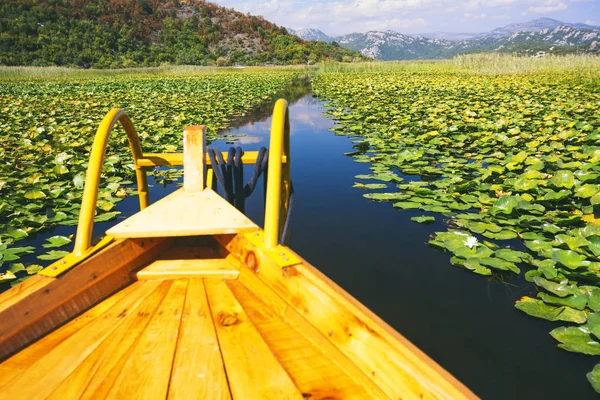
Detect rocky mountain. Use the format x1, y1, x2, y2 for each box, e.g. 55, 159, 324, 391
336, 30, 454, 60
286, 28, 333, 42
477, 17, 599, 39
291, 18, 600, 60
464, 24, 600, 55
415, 32, 479, 41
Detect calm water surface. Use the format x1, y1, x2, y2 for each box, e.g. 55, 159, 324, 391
12, 89, 597, 399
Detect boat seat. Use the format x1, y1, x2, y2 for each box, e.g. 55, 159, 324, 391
106, 188, 258, 238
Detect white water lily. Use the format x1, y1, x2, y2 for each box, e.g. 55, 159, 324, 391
465, 236, 479, 249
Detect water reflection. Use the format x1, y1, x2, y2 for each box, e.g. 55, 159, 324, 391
220, 77, 312, 133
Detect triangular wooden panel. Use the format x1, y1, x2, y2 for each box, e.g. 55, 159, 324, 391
107, 188, 258, 238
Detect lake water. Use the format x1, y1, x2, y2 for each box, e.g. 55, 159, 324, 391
10, 85, 597, 399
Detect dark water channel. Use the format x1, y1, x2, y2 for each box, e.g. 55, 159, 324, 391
10, 82, 597, 398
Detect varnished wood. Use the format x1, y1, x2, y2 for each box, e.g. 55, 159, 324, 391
220, 234, 477, 400
0, 275, 48, 311
107, 280, 188, 399
227, 278, 386, 399
106, 188, 258, 238
46, 281, 172, 400
168, 279, 231, 400
228, 254, 390, 399
0, 281, 139, 387
137, 259, 239, 280
0, 237, 170, 359
0, 281, 161, 399
205, 279, 303, 399
183, 125, 206, 192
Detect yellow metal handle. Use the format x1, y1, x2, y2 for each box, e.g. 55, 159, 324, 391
264, 99, 291, 249
73, 108, 148, 256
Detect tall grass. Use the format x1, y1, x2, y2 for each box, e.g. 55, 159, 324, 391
316, 59, 451, 74
0, 64, 308, 80
1, 55, 598, 83
452, 53, 600, 75
317, 53, 600, 84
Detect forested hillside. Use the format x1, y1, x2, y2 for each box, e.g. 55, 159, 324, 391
0, 0, 364, 67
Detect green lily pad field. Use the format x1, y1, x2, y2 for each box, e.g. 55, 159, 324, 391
312, 66, 600, 392
0, 69, 302, 285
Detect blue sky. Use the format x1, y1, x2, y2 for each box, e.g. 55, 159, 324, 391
211, 0, 599, 36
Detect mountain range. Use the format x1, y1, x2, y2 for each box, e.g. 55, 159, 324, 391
289, 18, 600, 60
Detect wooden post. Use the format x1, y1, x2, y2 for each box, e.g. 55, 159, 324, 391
183, 125, 206, 192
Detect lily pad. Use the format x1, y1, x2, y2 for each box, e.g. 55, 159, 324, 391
550, 170, 576, 189
37, 250, 70, 261
411, 216, 435, 224
516, 297, 587, 323
43, 236, 72, 248
494, 249, 532, 263
353, 183, 388, 190
552, 249, 588, 270
533, 276, 578, 297
581, 286, 600, 312
24, 190, 46, 200
538, 292, 588, 310
479, 257, 520, 274
551, 326, 600, 355
586, 364, 600, 394
0, 271, 17, 282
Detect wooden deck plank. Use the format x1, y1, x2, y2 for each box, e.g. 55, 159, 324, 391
45, 280, 173, 400
0, 281, 161, 399
204, 279, 303, 400
265, 263, 442, 399
229, 256, 390, 399
220, 234, 477, 400
227, 278, 384, 400
168, 279, 231, 400
0, 282, 139, 387
106, 279, 188, 399
137, 259, 239, 280
106, 188, 258, 238
0, 237, 170, 358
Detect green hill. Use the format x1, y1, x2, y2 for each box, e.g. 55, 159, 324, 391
0, 0, 364, 68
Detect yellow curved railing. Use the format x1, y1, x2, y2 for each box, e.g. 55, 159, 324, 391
73, 109, 149, 257
264, 99, 291, 248
41, 101, 291, 277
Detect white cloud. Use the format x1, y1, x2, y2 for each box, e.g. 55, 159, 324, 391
528, 1, 567, 13
356, 17, 431, 31
462, 12, 506, 20
466, 0, 518, 10
585, 19, 598, 25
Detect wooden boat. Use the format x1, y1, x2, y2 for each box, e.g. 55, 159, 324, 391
0, 100, 477, 399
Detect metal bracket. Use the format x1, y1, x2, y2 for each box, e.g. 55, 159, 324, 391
243, 230, 301, 268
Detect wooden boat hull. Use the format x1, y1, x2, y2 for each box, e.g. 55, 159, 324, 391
0, 230, 476, 399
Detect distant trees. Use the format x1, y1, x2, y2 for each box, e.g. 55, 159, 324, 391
0, 0, 365, 67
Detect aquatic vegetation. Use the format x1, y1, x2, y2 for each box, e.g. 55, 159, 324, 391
312, 66, 600, 391
0, 70, 301, 284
